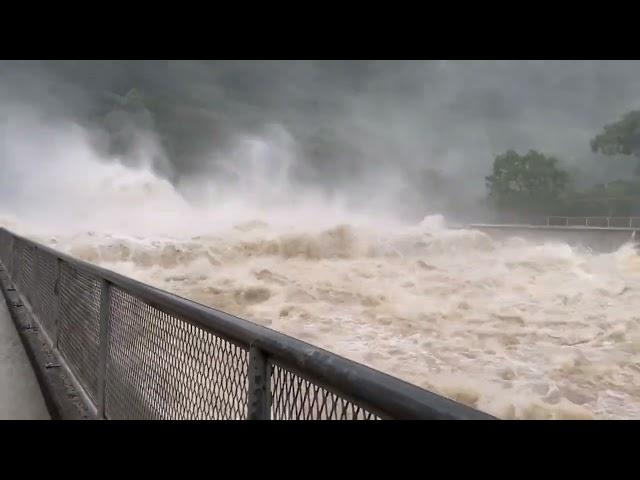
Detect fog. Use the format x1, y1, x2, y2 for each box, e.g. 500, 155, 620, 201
3, 60, 640, 228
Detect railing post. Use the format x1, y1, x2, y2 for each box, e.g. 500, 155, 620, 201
31, 246, 41, 315
52, 258, 63, 349
96, 279, 112, 419
10, 239, 18, 285
248, 345, 270, 420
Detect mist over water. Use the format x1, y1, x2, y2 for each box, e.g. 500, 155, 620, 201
2, 60, 640, 419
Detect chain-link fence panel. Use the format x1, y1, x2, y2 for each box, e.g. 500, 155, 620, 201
57, 262, 102, 403
270, 363, 380, 420
105, 286, 249, 420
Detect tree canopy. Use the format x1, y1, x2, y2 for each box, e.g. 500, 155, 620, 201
486, 150, 570, 215
591, 110, 640, 157
591, 110, 640, 176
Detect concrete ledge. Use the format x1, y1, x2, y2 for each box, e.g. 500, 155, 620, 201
0, 265, 92, 420
0, 273, 49, 420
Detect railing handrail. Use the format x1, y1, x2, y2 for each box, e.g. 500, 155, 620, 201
543, 216, 640, 228
545, 215, 640, 218
0, 227, 493, 420
545, 215, 640, 220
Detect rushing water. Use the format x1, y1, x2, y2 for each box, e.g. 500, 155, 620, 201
2, 157, 639, 420
11, 213, 636, 420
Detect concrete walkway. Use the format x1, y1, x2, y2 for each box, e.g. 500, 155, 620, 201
0, 294, 49, 419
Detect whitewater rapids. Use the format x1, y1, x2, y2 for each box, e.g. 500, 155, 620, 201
16, 214, 640, 420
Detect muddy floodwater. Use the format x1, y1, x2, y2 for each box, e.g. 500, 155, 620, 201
33, 215, 640, 420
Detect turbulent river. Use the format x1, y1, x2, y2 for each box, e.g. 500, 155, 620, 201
10, 213, 639, 420
2, 161, 639, 420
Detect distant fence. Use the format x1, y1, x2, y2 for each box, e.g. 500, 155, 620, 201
0, 228, 492, 420
544, 216, 640, 228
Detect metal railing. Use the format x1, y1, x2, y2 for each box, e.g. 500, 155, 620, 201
544, 216, 640, 228
0, 227, 492, 420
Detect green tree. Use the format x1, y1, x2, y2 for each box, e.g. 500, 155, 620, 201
486, 150, 570, 216
591, 110, 640, 175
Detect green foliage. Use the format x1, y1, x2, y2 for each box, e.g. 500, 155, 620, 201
486, 150, 570, 215
591, 110, 640, 158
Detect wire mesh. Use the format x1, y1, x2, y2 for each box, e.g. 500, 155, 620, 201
105, 286, 249, 420
57, 262, 102, 402
19, 243, 35, 305
31, 249, 59, 335
0, 230, 12, 266
11, 238, 24, 287
270, 363, 380, 420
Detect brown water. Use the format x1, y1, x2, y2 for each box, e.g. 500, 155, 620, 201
26, 215, 640, 420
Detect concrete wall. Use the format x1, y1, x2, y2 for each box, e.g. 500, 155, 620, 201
0, 293, 49, 419
469, 224, 638, 253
